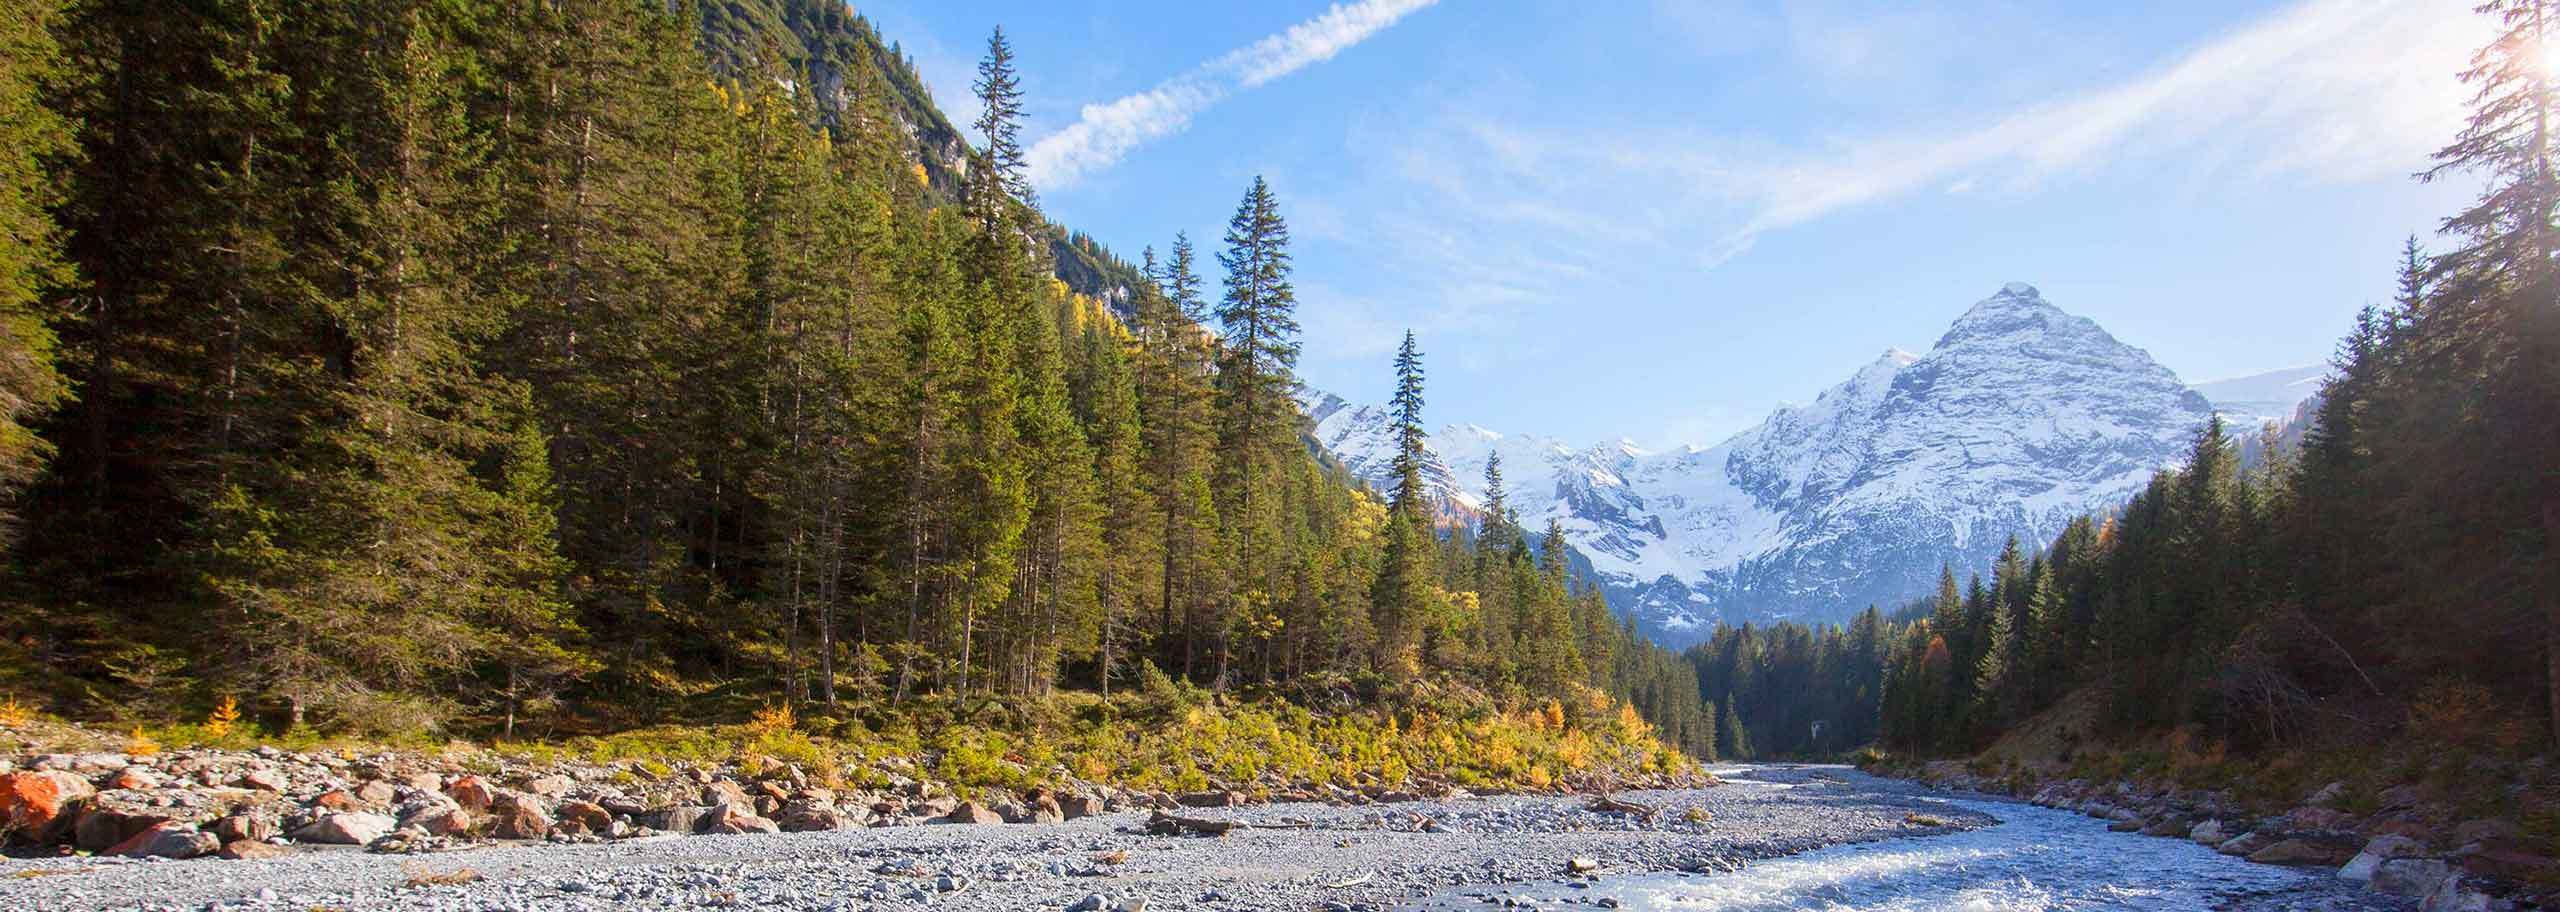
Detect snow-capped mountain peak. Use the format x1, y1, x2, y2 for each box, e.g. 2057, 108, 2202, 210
1304, 284, 2220, 645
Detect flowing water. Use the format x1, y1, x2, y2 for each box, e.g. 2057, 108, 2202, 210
1419, 774, 2405, 911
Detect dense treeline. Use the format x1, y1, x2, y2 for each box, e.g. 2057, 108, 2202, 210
0, 0, 1703, 747
1819, 0, 2560, 759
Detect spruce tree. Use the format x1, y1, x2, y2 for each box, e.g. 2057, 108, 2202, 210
1211, 175, 1299, 687
0, 0, 73, 537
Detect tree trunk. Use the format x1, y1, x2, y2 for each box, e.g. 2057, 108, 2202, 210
2546, 495, 2558, 752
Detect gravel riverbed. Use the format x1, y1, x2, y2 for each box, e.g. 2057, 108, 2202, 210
0, 765, 1975, 911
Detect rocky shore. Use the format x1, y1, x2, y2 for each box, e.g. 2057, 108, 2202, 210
1895, 759, 2553, 912
0, 762, 1965, 911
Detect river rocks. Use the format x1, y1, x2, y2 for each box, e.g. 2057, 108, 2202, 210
701, 779, 752, 808
698, 802, 778, 835
1060, 792, 1105, 819
108, 767, 161, 791
2452, 818, 2520, 846
2285, 805, 2355, 832
1177, 790, 1242, 808
446, 775, 497, 812
2372, 858, 2455, 898
2339, 834, 2425, 882
219, 838, 292, 860
485, 792, 553, 840
521, 774, 573, 798
554, 799, 613, 834
108, 821, 219, 859
291, 811, 394, 845
1, 769, 96, 843
207, 813, 275, 844
941, 801, 1005, 825
2138, 816, 2189, 837
399, 803, 473, 837
2249, 836, 2357, 867
353, 779, 399, 806
647, 805, 711, 834
776, 804, 848, 832
237, 768, 286, 792
2188, 819, 2227, 845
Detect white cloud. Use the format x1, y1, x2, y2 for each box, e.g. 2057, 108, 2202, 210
1358, 0, 2480, 271
1027, 0, 1440, 190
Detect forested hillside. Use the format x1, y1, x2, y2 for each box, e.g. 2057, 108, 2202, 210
0, 0, 1710, 760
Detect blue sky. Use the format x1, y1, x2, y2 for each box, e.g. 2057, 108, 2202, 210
861, 0, 2486, 448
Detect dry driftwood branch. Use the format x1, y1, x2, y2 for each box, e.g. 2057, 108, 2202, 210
1586, 793, 1660, 818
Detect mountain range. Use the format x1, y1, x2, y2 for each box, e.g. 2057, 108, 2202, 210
1305, 283, 2326, 645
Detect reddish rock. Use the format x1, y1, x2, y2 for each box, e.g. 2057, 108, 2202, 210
1020, 790, 1065, 824
554, 799, 612, 834
400, 804, 472, 837
1, 770, 95, 843
939, 801, 1004, 825
1058, 793, 1105, 820
107, 768, 161, 791
73, 803, 178, 852
775, 805, 846, 832
207, 813, 275, 844
699, 802, 779, 835
236, 768, 285, 792
308, 790, 363, 812
446, 775, 496, 812
353, 780, 398, 806
108, 822, 218, 859
699, 780, 751, 808
219, 839, 292, 860
520, 774, 572, 798
485, 792, 552, 840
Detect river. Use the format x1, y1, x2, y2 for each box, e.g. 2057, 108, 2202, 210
1416, 770, 2407, 911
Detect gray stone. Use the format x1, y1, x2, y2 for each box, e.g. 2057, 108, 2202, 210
2340, 834, 2425, 882
2372, 858, 2454, 898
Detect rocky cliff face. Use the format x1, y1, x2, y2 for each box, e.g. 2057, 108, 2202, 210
1306, 284, 2220, 645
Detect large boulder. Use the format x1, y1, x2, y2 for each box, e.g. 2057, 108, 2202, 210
219, 839, 293, 860
2251, 837, 2358, 867
71, 791, 209, 852
700, 780, 752, 808
644, 805, 711, 834
2189, 819, 2228, 845
1, 770, 96, 844
2372, 858, 2455, 899
1059, 793, 1106, 820
554, 799, 613, 835
775, 804, 848, 833
698, 802, 778, 835
520, 774, 573, 798
206, 813, 276, 845
2340, 835, 2427, 883
108, 822, 219, 859
445, 775, 497, 812
1018, 790, 1065, 824
397, 803, 473, 838
291, 811, 395, 846
939, 801, 1004, 825
484, 791, 552, 840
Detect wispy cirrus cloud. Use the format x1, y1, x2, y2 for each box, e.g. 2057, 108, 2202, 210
1357, 0, 2481, 270
1027, 0, 1440, 191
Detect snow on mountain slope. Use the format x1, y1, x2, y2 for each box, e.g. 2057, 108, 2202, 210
2192, 364, 2328, 427
1304, 283, 2217, 645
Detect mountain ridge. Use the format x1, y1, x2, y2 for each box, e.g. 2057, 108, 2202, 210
1307, 284, 2293, 644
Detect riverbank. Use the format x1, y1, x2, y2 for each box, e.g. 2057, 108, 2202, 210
0, 766, 1969, 911
1878, 757, 2549, 911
